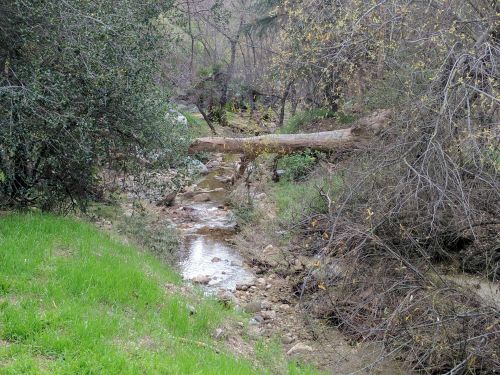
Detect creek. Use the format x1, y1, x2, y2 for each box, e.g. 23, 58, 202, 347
176, 162, 255, 292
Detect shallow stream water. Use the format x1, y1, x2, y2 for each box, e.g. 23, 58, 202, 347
176, 166, 254, 292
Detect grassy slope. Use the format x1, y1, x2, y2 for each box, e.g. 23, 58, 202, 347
0, 214, 319, 375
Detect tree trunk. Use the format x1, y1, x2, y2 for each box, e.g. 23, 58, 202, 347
189, 110, 392, 157
195, 102, 217, 135
278, 81, 293, 127
220, 17, 243, 109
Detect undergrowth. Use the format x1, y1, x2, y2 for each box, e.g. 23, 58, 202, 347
271, 174, 343, 224
280, 109, 354, 134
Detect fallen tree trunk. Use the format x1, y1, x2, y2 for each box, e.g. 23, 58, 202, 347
188, 110, 391, 157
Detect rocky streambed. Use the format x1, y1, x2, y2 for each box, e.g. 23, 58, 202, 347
171, 157, 255, 292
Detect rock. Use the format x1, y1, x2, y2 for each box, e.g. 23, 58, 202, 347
287, 342, 313, 356
253, 315, 264, 323
282, 335, 295, 344
230, 260, 242, 267
261, 310, 276, 320
263, 244, 274, 254
206, 160, 221, 169
186, 304, 196, 315
268, 259, 279, 268
236, 284, 249, 291
265, 284, 272, 290
214, 175, 233, 183
191, 275, 210, 285
244, 301, 262, 313
156, 191, 177, 207
256, 277, 266, 285
166, 109, 188, 127
193, 193, 211, 202
189, 159, 209, 175
211, 257, 221, 263
293, 258, 304, 272
196, 163, 209, 174
213, 328, 225, 340
249, 318, 260, 326
217, 290, 235, 303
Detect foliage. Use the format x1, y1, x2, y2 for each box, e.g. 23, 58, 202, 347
0, 213, 322, 374
268, 1, 499, 372
280, 109, 335, 134
276, 151, 318, 181
271, 174, 343, 224
87, 201, 178, 265
0, 0, 189, 211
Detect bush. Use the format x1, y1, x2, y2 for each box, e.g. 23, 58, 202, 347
0, 0, 188, 211
277, 150, 319, 181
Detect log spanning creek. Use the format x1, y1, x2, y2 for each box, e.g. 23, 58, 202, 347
174, 158, 254, 293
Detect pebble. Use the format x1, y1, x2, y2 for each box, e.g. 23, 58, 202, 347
236, 284, 249, 291
186, 304, 197, 315
261, 300, 272, 310
282, 335, 295, 344
249, 318, 260, 326
211, 257, 221, 262
263, 244, 274, 253
253, 315, 264, 323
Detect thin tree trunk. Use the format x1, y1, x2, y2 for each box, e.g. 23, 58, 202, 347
278, 81, 293, 127
195, 102, 217, 135
186, 0, 194, 83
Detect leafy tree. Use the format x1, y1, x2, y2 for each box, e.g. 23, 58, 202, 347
0, 0, 188, 210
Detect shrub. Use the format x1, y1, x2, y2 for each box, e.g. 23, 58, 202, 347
0, 0, 188, 211
277, 150, 319, 181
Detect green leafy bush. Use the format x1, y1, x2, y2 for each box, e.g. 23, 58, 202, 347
277, 150, 319, 181
0, 0, 188, 210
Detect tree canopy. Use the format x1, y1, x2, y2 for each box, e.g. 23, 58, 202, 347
0, 0, 188, 210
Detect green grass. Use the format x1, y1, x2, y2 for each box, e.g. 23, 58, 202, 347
280, 109, 334, 134
0, 214, 322, 374
276, 151, 319, 182
271, 175, 343, 223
